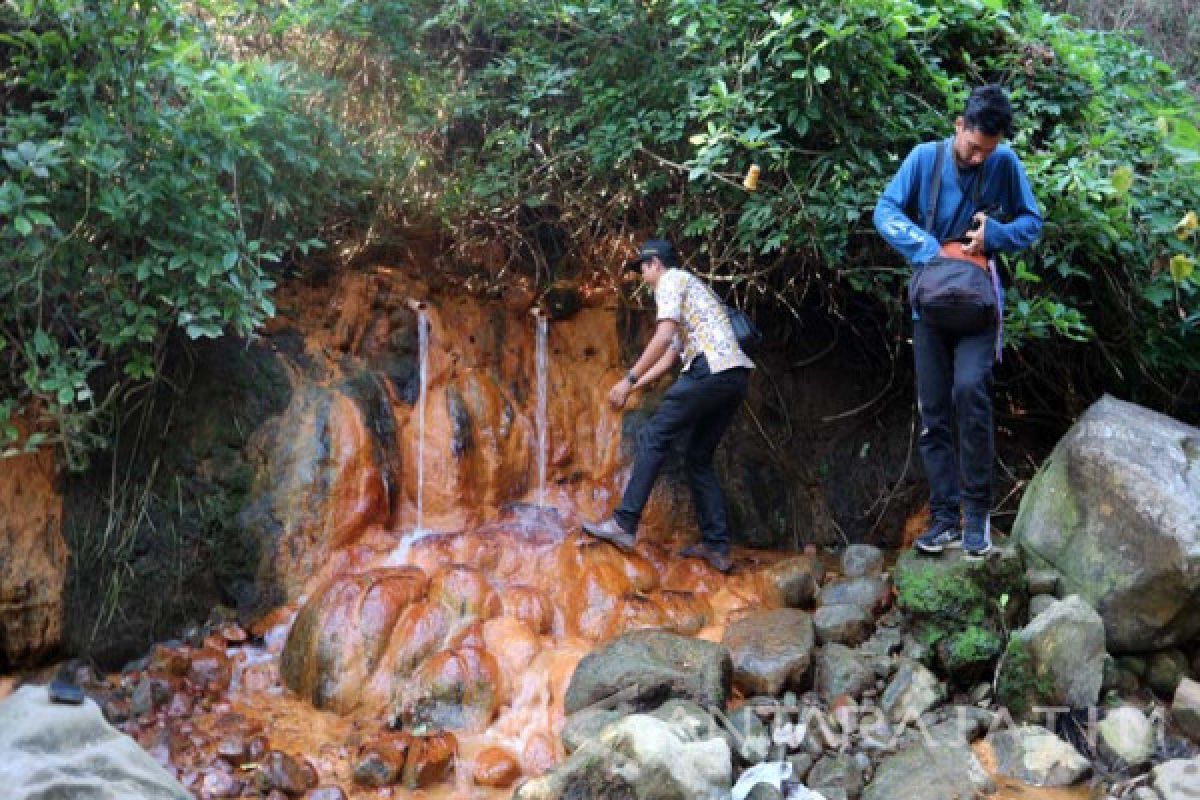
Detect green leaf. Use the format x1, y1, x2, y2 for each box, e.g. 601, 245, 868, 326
813, 65, 831, 84
1110, 166, 1133, 195
14, 216, 32, 235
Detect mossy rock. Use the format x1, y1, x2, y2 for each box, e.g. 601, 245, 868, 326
894, 547, 1026, 683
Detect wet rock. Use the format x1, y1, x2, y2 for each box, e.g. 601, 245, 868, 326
402, 732, 457, 789
996, 595, 1106, 718
353, 736, 408, 788
514, 712, 732, 800
727, 706, 771, 763
282, 567, 429, 713
259, 751, 317, 795
815, 644, 873, 702
1029, 594, 1056, 619
880, 660, 943, 724
745, 784, 785, 800
1013, 396, 1200, 651
858, 627, 903, 658
562, 707, 622, 753
808, 752, 864, 798
841, 545, 885, 579
501, 585, 553, 634
565, 629, 732, 715
396, 645, 501, 730
723, 609, 815, 695
989, 725, 1091, 786
189, 648, 233, 691
762, 554, 825, 608
1148, 650, 1190, 697
0, 686, 190, 799
1097, 706, 1156, 768
1152, 757, 1200, 800
1174, 677, 1200, 743
305, 787, 348, 800
816, 576, 891, 615
216, 733, 251, 767
814, 604, 874, 647
862, 722, 993, 800
474, 746, 520, 788
1026, 569, 1059, 596
200, 769, 241, 798
151, 644, 193, 677
788, 752, 814, 781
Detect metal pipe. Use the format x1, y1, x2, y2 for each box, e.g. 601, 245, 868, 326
406, 297, 427, 312
529, 305, 547, 319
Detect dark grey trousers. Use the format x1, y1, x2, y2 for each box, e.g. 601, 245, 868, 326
614, 356, 749, 552
913, 318, 995, 523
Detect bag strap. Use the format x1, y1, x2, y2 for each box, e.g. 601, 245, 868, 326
925, 140, 987, 240
923, 141, 945, 235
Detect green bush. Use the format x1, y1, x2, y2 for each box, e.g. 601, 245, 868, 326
0, 0, 367, 468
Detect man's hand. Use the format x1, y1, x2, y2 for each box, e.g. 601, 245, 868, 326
962, 212, 988, 256
607, 378, 633, 410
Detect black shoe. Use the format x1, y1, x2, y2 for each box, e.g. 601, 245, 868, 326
677, 542, 733, 574
581, 518, 636, 551
962, 513, 992, 559
914, 518, 962, 554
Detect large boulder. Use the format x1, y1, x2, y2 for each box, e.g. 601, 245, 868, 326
564, 630, 732, 715
514, 712, 732, 800
0, 685, 190, 799
0, 424, 66, 668
1013, 395, 1200, 652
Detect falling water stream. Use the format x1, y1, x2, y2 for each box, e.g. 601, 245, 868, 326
415, 307, 429, 532
535, 312, 548, 506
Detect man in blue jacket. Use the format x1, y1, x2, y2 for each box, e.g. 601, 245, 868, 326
874, 85, 1042, 558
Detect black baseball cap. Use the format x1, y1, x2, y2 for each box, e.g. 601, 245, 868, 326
626, 238, 677, 269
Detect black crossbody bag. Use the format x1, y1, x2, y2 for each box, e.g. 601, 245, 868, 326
908, 142, 999, 334
724, 304, 762, 352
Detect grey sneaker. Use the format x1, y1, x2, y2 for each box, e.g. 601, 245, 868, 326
963, 513, 992, 559
914, 518, 962, 554
581, 518, 636, 551
677, 542, 733, 574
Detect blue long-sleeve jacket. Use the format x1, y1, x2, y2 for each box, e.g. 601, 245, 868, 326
873, 138, 1043, 266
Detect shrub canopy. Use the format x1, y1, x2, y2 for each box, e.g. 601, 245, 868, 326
2, 0, 1198, 465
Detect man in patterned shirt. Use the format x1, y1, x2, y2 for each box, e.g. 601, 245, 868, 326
582, 239, 754, 573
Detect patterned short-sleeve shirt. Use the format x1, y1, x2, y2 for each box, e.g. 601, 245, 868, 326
655, 268, 755, 374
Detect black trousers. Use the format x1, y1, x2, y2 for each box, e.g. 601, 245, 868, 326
614, 356, 749, 552
913, 318, 995, 523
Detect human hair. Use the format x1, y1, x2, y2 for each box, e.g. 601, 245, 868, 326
963, 84, 1015, 138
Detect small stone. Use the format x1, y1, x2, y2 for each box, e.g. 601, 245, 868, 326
881, 660, 944, 724
1173, 677, 1200, 743
306, 788, 348, 800
1148, 650, 1190, 697
216, 734, 249, 766
200, 769, 240, 799
473, 746, 520, 788
728, 706, 771, 764
808, 752, 864, 798
841, 545, 885, 579
814, 604, 874, 647
189, 648, 232, 690
260, 751, 316, 794
991, 725, 1091, 786
1152, 757, 1200, 800
1130, 789, 1160, 800
403, 732, 457, 789
788, 753, 814, 780
745, 784, 785, 800
1029, 594, 1057, 619
1025, 569, 1059, 596
969, 683, 992, 706
1097, 706, 1156, 768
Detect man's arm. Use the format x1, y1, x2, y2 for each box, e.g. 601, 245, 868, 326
981, 150, 1043, 253
606, 319, 679, 410
873, 144, 941, 266
633, 337, 680, 388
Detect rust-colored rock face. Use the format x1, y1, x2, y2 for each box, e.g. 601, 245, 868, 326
0, 415, 66, 668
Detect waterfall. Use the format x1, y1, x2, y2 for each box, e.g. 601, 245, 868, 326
535, 313, 548, 506
416, 308, 429, 532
